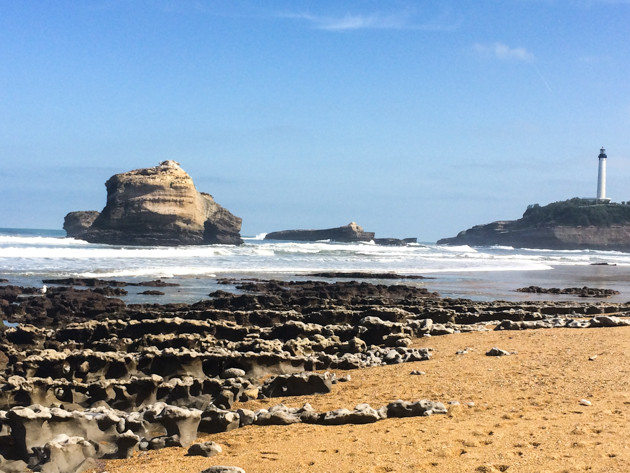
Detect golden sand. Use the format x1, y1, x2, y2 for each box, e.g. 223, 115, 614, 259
90, 326, 630, 473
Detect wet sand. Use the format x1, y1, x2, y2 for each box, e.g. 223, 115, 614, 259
426, 263, 630, 302
92, 325, 630, 473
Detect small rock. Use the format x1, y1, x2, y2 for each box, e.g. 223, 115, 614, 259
588, 355, 597, 361
188, 441, 222, 457
486, 347, 511, 356
410, 370, 425, 376
221, 368, 246, 379
579, 399, 592, 406
456, 349, 468, 355
200, 467, 246, 473
236, 408, 255, 427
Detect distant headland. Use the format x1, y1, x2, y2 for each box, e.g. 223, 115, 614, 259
438, 148, 630, 251
438, 198, 630, 251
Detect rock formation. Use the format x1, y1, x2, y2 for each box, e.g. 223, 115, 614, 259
63, 211, 100, 238
265, 222, 374, 242
2, 274, 630, 471
438, 199, 630, 251
65, 161, 242, 245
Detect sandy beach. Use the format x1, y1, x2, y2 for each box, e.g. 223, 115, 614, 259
91, 325, 630, 473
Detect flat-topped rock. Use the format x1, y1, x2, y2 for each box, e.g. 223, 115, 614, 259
64, 160, 242, 246
265, 222, 374, 242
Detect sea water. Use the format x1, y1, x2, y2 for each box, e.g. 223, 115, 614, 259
2, 228, 630, 304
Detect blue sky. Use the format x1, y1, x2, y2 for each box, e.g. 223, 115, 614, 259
1, 0, 629, 241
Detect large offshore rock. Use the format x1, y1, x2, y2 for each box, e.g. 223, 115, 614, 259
265, 222, 374, 242
65, 161, 242, 246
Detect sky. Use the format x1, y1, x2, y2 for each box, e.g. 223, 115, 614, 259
1, 0, 630, 241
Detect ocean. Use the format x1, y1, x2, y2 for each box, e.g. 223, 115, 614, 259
2, 227, 630, 304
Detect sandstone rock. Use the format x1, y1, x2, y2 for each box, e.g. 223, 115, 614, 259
0, 456, 29, 473
588, 316, 630, 327
153, 404, 202, 447
66, 161, 242, 246
379, 399, 447, 418
35, 434, 97, 473
187, 441, 222, 457
220, 368, 246, 379
486, 347, 511, 356
254, 404, 301, 425
321, 403, 380, 425
260, 372, 332, 398
198, 407, 240, 434
115, 430, 140, 459
236, 408, 255, 427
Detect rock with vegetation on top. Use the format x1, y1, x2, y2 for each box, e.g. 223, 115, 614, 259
64, 161, 242, 246
437, 198, 630, 251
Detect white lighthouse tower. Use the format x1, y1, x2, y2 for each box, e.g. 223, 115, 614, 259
596, 147, 609, 202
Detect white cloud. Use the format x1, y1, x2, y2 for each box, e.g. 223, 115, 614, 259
280, 8, 460, 32
281, 12, 409, 31
474, 42, 535, 62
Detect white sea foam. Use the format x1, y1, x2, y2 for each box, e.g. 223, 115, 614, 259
243, 233, 268, 241
3, 228, 630, 302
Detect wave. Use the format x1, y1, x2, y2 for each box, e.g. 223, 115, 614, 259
0, 235, 92, 247
243, 233, 268, 241
3, 231, 629, 284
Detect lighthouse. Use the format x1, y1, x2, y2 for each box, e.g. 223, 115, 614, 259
597, 147, 609, 202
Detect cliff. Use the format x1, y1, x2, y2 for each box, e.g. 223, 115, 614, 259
65, 161, 242, 245
265, 222, 375, 242
437, 199, 630, 251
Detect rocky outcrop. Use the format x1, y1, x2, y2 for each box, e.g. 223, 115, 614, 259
3, 276, 630, 471
265, 222, 374, 242
63, 211, 100, 238
374, 237, 418, 246
438, 221, 630, 251
65, 161, 242, 246
516, 286, 620, 297
437, 199, 630, 251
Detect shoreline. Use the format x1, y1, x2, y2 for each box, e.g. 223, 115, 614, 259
1, 276, 630, 472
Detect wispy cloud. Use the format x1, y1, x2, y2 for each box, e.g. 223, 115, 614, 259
473, 42, 553, 92
280, 8, 460, 32
473, 42, 535, 62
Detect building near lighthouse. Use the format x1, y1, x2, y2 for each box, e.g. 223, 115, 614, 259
596, 147, 611, 202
